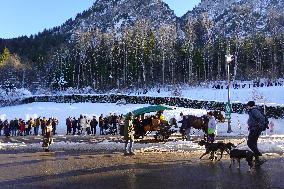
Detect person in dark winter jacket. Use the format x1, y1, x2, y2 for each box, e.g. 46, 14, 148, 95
3, 120, 10, 138
52, 118, 58, 135
112, 113, 118, 134
246, 101, 266, 166
99, 114, 104, 135
66, 117, 73, 135
72, 117, 77, 135
34, 117, 41, 136
10, 119, 18, 136
179, 114, 190, 141
41, 117, 47, 135
90, 116, 98, 135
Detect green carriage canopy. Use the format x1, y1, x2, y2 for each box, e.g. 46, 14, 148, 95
126, 105, 173, 117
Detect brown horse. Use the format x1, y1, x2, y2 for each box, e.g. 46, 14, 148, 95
180, 110, 225, 139
213, 110, 225, 123
188, 115, 209, 133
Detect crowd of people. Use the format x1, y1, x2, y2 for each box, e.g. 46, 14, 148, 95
65, 113, 125, 136
0, 117, 58, 137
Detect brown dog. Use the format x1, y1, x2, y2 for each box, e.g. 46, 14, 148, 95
198, 140, 235, 161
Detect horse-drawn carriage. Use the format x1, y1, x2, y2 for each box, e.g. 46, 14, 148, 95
124, 105, 176, 141
121, 105, 226, 141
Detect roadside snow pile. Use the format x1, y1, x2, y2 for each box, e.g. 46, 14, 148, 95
0, 142, 30, 150
1, 137, 284, 155
0, 140, 201, 153
0, 141, 125, 151
139, 141, 201, 153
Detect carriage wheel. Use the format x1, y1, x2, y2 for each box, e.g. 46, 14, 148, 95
155, 133, 165, 141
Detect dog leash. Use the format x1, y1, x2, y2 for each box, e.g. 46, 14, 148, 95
234, 139, 246, 147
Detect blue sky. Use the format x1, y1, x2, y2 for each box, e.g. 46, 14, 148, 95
0, 0, 201, 39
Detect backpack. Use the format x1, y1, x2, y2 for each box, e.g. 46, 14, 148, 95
251, 107, 269, 131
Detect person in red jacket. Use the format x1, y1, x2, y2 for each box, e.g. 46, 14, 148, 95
19, 119, 25, 136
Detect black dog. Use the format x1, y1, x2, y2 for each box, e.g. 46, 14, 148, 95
198, 140, 235, 161
229, 149, 254, 172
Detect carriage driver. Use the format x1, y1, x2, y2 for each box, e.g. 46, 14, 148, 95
157, 110, 167, 126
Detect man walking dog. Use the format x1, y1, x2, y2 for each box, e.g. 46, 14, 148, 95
246, 101, 266, 166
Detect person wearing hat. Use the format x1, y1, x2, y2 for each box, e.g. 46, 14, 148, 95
246, 100, 266, 166
124, 112, 135, 156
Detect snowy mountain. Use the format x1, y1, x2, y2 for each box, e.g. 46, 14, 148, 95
182, 0, 284, 38
58, 0, 178, 40
58, 0, 283, 41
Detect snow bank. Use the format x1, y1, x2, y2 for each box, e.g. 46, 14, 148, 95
0, 88, 32, 101
1, 137, 283, 155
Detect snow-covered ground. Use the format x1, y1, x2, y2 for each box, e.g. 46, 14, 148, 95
125, 85, 284, 106
0, 136, 284, 155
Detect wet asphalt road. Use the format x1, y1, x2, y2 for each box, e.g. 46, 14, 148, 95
0, 149, 284, 189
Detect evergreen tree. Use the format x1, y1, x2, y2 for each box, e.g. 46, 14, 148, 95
0, 47, 11, 64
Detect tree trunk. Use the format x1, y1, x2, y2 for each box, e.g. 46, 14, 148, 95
203, 50, 207, 81
233, 44, 239, 82
162, 51, 165, 85
141, 50, 146, 88
188, 58, 193, 83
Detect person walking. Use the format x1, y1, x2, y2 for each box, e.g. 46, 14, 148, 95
246, 101, 266, 166
207, 111, 217, 143
42, 119, 53, 152
124, 112, 135, 156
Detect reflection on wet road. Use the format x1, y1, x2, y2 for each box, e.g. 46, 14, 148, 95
0, 151, 283, 189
